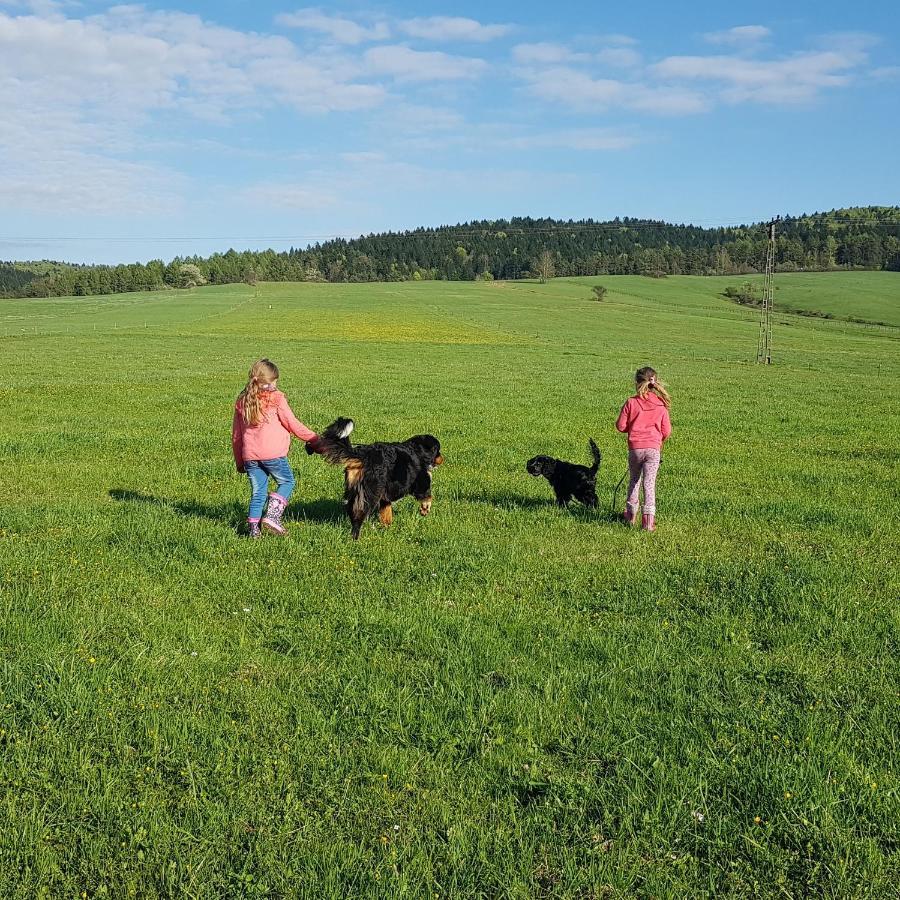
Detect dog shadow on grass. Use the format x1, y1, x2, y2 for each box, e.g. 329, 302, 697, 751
109, 489, 345, 529
463, 489, 622, 524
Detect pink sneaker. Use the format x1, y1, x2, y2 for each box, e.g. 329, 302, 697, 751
641, 513, 656, 532
261, 494, 288, 536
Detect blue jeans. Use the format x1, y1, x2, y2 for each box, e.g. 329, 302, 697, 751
245, 458, 295, 521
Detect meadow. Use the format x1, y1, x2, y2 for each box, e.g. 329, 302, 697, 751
0, 272, 898, 898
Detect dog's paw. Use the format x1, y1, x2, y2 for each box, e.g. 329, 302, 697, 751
419, 498, 433, 516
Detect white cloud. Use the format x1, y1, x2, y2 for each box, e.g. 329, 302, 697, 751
652, 48, 866, 103
514, 29, 872, 114
241, 182, 336, 210
0, 6, 387, 118
600, 34, 638, 46
704, 25, 771, 45
340, 151, 387, 164
0, 107, 185, 214
0, 5, 391, 214
505, 128, 639, 151
399, 16, 513, 43
870, 65, 900, 81
512, 42, 588, 65
518, 66, 709, 115
0, 0, 74, 12
388, 103, 465, 131
815, 31, 879, 52
596, 46, 642, 68
276, 8, 389, 45
364, 45, 488, 82
514, 40, 639, 69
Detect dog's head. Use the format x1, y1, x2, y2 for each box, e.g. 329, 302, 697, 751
526, 455, 556, 478
408, 435, 443, 468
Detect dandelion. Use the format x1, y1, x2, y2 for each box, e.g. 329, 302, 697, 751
784, 791, 793, 799
754, 815, 762, 823
88, 657, 96, 664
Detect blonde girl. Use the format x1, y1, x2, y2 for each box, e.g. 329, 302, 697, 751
231, 359, 319, 537
615, 366, 672, 531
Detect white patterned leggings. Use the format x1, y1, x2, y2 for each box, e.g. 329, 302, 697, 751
626, 448, 661, 515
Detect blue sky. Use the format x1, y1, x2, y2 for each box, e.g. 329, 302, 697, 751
1, 0, 898, 263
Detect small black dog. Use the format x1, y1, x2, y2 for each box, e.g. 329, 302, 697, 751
310, 418, 443, 539
526, 439, 601, 508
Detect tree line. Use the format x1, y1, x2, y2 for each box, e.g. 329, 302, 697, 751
2, 206, 898, 299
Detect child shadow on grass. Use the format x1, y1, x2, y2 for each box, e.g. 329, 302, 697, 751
108, 489, 345, 530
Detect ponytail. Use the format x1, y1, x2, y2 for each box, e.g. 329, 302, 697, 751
635, 366, 671, 409
238, 358, 279, 426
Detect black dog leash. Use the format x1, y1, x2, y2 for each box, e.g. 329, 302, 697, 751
611, 470, 628, 513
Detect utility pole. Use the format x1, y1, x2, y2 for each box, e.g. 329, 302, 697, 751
757, 218, 778, 364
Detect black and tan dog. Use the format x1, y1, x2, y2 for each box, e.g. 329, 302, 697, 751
309, 418, 443, 539
526, 439, 601, 508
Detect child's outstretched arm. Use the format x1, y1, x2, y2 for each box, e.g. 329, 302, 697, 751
231, 409, 245, 472
276, 395, 317, 443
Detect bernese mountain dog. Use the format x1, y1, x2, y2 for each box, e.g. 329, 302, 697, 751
309, 418, 443, 539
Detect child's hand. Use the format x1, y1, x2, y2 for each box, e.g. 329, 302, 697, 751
305, 436, 324, 455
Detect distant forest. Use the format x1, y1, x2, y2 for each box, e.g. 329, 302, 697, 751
2, 206, 899, 299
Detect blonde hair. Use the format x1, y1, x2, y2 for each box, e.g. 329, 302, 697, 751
635, 366, 671, 409
239, 358, 279, 426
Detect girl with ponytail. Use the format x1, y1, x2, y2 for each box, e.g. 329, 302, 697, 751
232, 358, 321, 537
615, 366, 672, 532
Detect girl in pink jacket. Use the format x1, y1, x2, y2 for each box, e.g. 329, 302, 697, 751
232, 358, 319, 537
615, 366, 672, 532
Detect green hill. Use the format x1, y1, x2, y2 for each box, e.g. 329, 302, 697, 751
5, 206, 899, 299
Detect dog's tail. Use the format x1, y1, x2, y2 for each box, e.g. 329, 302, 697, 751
588, 438, 602, 474
315, 417, 359, 466
316, 418, 372, 524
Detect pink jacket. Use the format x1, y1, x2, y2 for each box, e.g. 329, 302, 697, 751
616, 392, 672, 450
232, 390, 316, 467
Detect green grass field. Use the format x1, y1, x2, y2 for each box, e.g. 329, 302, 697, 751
1, 273, 898, 897
718, 271, 900, 327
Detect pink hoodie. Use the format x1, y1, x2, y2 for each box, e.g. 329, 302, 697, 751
232, 389, 316, 467
616, 391, 672, 450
